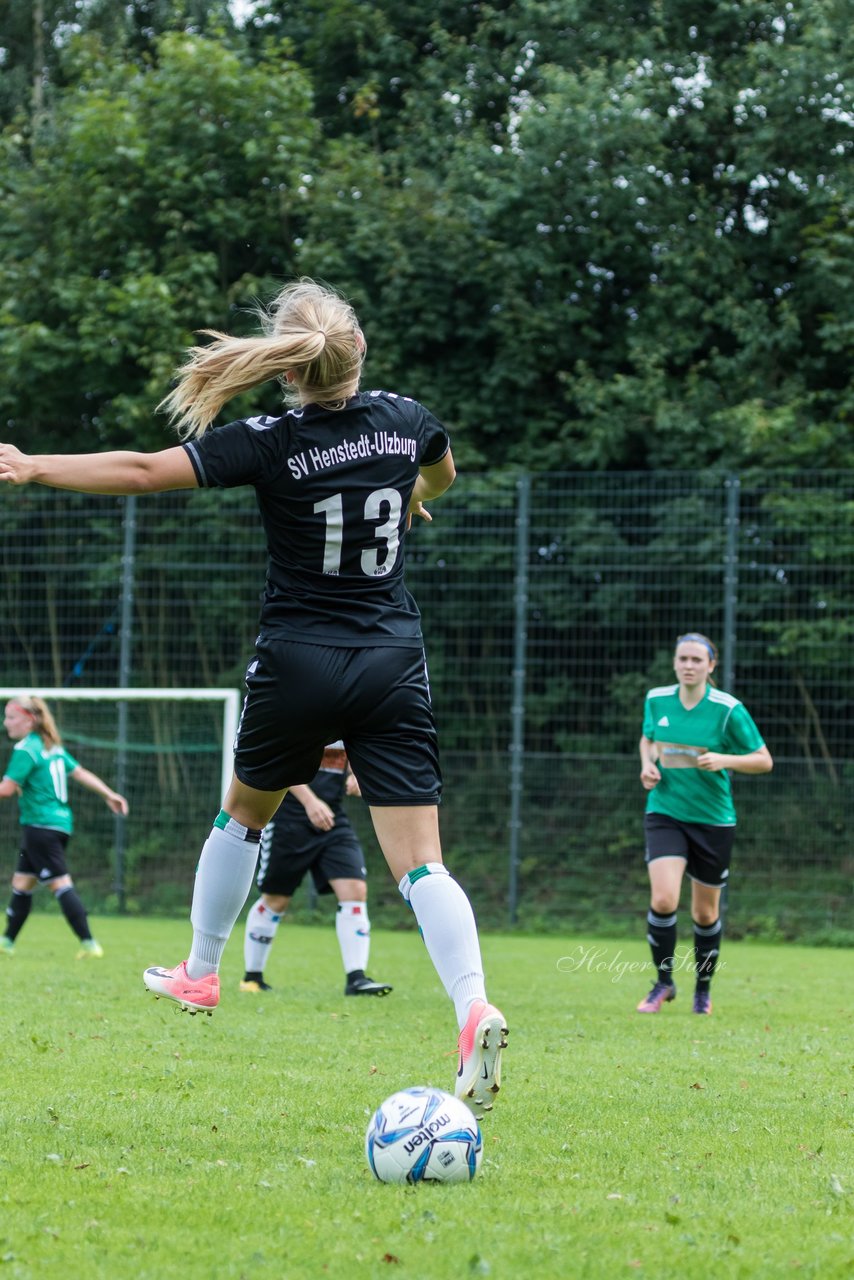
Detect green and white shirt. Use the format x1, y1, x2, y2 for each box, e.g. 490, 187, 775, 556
3, 732, 79, 833
642, 684, 766, 826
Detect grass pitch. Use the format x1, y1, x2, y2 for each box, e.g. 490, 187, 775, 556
0, 915, 851, 1279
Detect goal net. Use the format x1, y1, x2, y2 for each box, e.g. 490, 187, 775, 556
0, 687, 240, 913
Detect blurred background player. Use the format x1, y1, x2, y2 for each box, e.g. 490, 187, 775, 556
241, 741, 392, 997
637, 632, 773, 1015
0, 696, 129, 958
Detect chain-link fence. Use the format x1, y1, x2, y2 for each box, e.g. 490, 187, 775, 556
1, 472, 852, 939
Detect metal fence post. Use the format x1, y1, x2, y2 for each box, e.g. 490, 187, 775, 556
720, 473, 740, 928
508, 473, 531, 925
722, 473, 740, 692
114, 495, 137, 913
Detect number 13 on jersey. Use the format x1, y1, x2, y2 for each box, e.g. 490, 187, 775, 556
314, 489, 402, 577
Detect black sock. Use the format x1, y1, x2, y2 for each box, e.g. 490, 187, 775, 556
646, 909, 677, 984
693, 918, 722, 992
5, 889, 33, 941
55, 886, 92, 941
244, 970, 264, 983
346, 969, 366, 983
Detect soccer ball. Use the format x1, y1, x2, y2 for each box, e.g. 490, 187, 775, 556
365, 1086, 482, 1184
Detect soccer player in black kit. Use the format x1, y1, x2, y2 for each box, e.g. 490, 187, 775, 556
241, 742, 393, 997
0, 279, 507, 1119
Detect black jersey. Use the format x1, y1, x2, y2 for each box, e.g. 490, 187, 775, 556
182, 390, 450, 646
277, 744, 350, 833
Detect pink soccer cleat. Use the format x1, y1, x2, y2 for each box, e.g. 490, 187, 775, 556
455, 1000, 508, 1119
692, 989, 713, 1015
143, 961, 220, 1015
636, 980, 677, 1013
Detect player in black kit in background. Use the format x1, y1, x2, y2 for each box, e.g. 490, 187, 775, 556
241, 742, 392, 997
0, 279, 507, 1119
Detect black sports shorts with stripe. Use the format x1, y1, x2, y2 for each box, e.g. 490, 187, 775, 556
234, 636, 442, 806
643, 812, 735, 889
17, 826, 71, 882
256, 817, 367, 898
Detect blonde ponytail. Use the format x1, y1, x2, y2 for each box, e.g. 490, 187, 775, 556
159, 279, 366, 438
9, 696, 62, 748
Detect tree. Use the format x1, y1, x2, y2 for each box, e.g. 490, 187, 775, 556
1, 0, 850, 468
0, 30, 316, 448
295, 0, 853, 469
0, 0, 239, 126
243, 0, 510, 145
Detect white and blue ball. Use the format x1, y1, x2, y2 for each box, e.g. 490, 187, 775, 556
365, 1086, 482, 1184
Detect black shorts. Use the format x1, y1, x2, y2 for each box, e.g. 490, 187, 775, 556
256, 816, 367, 898
17, 826, 71, 883
234, 637, 442, 805
643, 812, 735, 889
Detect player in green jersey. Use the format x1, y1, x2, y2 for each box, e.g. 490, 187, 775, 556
0, 696, 129, 957
636, 633, 773, 1015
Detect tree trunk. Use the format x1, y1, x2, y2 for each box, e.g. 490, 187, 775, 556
32, 0, 45, 121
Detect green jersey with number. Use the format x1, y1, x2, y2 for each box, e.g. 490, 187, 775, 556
642, 684, 765, 825
3, 732, 79, 832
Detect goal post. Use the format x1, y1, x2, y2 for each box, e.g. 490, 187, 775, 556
0, 687, 242, 913
0, 688, 240, 801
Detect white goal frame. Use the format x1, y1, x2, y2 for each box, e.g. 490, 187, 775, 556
0, 687, 241, 801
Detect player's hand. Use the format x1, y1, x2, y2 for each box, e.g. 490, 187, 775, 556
106, 792, 129, 816
405, 500, 432, 531
0, 444, 36, 485
696, 751, 726, 771
305, 799, 335, 830
640, 762, 661, 791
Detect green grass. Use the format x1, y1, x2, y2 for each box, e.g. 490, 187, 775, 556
0, 916, 852, 1279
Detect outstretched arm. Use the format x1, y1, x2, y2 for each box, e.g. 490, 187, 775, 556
70, 765, 129, 815
0, 443, 197, 495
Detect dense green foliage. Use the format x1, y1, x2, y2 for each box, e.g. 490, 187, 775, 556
1, 1, 851, 467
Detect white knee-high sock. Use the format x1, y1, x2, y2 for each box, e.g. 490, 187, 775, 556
336, 901, 370, 975
243, 898, 282, 974
399, 864, 486, 1028
187, 814, 262, 979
